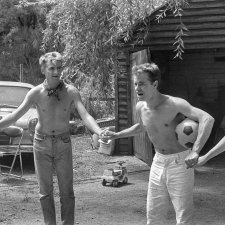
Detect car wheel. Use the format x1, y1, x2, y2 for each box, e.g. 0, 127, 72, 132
112, 180, 118, 187
123, 177, 128, 184
102, 179, 106, 186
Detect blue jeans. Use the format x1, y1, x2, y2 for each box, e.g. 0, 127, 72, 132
33, 131, 75, 225
147, 150, 194, 225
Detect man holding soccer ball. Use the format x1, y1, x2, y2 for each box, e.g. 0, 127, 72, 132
105, 62, 214, 225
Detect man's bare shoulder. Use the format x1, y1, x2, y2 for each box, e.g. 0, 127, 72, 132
64, 83, 81, 103
20, 84, 43, 105
136, 101, 147, 114
26, 84, 43, 97
167, 95, 189, 106
136, 101, 144, 109
65, 83, 79, 95
161, 95, 184, 104
32, 83, 43, 91
165, 95, 193, 117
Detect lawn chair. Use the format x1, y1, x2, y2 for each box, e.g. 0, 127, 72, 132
0, 126, 24, 179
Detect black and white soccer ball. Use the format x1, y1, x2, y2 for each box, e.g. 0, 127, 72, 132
175, 118, 199, 149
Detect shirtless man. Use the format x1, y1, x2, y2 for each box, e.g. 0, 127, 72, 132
0, 52, 105, 225
105, 63, 214, 225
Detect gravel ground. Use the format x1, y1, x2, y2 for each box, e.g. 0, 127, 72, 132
2, 135, 225, 225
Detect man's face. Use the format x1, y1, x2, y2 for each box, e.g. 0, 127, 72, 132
133, 71, 156, 101
42, 59, 62, 81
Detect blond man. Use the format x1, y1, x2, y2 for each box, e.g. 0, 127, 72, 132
0, 52, 104, 225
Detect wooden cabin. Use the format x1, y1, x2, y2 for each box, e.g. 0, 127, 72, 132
114, 0, 225, 165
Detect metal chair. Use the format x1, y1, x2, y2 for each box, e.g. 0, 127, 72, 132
0, 126, 24, 178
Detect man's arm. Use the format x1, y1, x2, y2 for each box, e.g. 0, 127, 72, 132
176, 97, 214, 168
73, 91, 102, 136
105, 102, 145, 140
197, 136, 225, 166
109, 123, 144, 140
0, 89, 34, 129
180, 101, 214, 155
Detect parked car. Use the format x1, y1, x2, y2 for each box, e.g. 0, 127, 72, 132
0, 81, 78, 152
101, 162, 128, 187
0, 81, 37, 152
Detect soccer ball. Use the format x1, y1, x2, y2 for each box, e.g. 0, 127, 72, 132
175, 118, 199, 149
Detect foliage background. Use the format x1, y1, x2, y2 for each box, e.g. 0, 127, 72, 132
0, 0, 187, 119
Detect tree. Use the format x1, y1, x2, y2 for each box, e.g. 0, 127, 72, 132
0, 0, 50, 84
42, 0, 188, 89
41, 0, 187, 118
111, 0, 188, 59
42, 0, 116, 96
0, 0, 188, 118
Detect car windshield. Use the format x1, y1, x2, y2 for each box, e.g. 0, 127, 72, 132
0, 86, 32, 107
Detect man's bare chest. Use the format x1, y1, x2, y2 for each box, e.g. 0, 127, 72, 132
141, 107, 178, 129
37, 95, 72, 114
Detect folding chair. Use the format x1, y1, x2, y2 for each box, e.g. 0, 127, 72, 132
0, 126, 24, 179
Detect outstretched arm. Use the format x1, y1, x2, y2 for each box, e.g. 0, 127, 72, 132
108, 123, 144, 140
104, 102, 145, 140
197, 137, 225, 166
0, 89, 34, 130
73, 91, 102, 136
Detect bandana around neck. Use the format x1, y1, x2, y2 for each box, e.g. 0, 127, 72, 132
43, 79, 64, 101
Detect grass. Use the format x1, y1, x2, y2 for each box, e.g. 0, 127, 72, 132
72, 135, 116, 181
71, 135, 150, 182
0, 134, 149, 183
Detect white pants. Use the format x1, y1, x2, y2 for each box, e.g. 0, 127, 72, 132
147, 150, 194, 225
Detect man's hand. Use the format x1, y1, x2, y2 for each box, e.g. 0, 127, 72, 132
195, 155, 208, 167
185, 151, 199, 169
99, 128, 116, 143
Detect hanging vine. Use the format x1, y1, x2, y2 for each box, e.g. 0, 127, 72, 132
156, 0, 189, 59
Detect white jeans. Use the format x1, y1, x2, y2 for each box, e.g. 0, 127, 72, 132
147, 150, 194, 225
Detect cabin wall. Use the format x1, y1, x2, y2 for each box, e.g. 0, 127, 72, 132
131, 0, 225, 51
151, 49, 225, 119
115, 50, 133, 155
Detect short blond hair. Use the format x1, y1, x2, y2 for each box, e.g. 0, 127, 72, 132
39, 51, 63, 67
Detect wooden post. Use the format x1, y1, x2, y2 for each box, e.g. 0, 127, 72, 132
19, 64, 23, 82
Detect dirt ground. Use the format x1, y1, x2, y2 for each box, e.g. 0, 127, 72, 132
1, 135, 225, 225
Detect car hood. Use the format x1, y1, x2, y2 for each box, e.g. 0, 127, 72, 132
0, 107, 37, 129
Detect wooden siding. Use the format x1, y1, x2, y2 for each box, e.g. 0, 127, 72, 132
151, 49, 225, 123
168, 50, 225, 104
115, 50, 133, 155
127, 0, 225, 51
